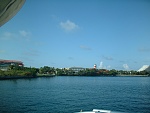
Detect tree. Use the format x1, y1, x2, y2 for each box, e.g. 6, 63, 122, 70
109, 69, 118, 75
39, 66, 55, 75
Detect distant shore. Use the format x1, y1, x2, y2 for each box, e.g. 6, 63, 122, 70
0, 74, 149, 80
116, 74, 149, 77
0, 75, 55, 80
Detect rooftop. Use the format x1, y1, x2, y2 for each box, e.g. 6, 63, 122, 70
0, 59, 23, 64
137, 65, 150, 72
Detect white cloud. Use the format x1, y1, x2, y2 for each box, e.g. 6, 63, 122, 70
4, 32, 14, 37
0, 30, 31, 40
99, 61, 110, 69
60, 20, 79, 32
19, 30, 31, 37
123, 64, 129, 70
0, 32, 15, 40
99, 61, 103, 69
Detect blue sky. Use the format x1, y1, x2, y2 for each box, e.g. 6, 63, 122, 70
0, 0, 150, 70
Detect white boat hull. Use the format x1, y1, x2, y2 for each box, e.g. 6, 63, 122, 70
75, 109, 111, 113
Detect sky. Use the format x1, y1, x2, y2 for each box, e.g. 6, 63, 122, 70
0, 0, 150, 70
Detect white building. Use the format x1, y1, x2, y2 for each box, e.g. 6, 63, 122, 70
137, 65, 150, 72
69, 67, 85, 73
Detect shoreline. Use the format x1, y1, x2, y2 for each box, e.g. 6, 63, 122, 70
0, 74, 149, 80
0, 75, 55, 80
116, 74, 149, 77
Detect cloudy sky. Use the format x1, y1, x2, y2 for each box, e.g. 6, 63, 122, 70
0, 0, 150, 70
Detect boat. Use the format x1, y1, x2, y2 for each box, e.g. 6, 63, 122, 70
75, 109, 111, 113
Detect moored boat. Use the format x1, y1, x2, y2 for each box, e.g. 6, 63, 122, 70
75, 109, 111, 113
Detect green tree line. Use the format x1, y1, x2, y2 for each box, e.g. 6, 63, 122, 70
0, 65, 150, 78
0, 65, 38, 77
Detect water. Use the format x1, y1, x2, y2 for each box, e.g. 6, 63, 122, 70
0, 76, 150, 113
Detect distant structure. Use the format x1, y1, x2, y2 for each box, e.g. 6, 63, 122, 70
0, 60, 24, 71
94, 64, 97, 69
99, 61, 103, 69
137, 65, 150, 72
69, 67, 85, 74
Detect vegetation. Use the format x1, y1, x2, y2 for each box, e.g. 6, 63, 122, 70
0, 65, 150, 79
0, 65, 38, 78
39, 66, 55, 74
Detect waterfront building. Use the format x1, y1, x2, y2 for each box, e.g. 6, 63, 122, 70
0, 60, 24, 71
69, 67, 85, 74
137, 65, 150, 72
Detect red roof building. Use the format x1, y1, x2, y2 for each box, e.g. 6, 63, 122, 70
0, 59, 24, 71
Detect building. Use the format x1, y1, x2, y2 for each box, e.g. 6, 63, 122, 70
0, 60, 24, 71
137, 65, 150, 72
69, 67, 85, 74
94, 64, 97, 69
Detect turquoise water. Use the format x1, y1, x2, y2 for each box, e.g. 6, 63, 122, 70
0, 76, 150, 113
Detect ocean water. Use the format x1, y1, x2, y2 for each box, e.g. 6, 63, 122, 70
0, 76, 150, 113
